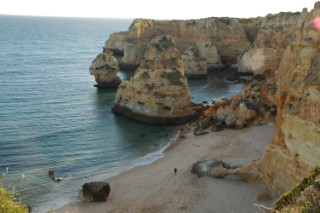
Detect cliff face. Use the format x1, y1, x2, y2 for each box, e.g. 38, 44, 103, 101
239, 11, 308, 76
254, 3, 320, 192
105, 17, 256, 76
112, 35, 197, 124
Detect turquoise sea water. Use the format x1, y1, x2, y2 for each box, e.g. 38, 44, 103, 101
0, 15, 243, 212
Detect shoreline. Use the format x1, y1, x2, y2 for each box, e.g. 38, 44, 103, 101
53, 123, 276, 213
37, 129, 184, 212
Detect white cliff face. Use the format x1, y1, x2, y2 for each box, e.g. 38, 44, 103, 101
112, 35, 197, 124
89, 50, 121, 88
239, 12, 306, 77
239, 48, 282, 75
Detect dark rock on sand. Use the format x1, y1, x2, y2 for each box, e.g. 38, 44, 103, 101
191, 159, 233, 178
79, 181, 111, 202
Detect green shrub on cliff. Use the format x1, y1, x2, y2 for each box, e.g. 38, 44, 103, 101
274, 166, 320, 213
0, 187, 25, 213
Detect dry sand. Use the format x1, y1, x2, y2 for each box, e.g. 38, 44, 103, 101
53, 123, 276, 213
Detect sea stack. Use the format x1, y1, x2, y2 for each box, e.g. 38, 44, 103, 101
112, 35, 197, 124
89, 49, 121, 88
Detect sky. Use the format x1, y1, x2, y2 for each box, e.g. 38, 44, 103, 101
0, 0, 317, 20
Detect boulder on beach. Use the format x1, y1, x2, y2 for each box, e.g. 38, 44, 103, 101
79, 181, 111, 202
191, 159, 232, 178
191, 159, 265, 184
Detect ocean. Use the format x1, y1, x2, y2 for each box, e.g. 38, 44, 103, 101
0, 15, 243, 212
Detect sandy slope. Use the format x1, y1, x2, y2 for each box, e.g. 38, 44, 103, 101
54, 123, 276, 213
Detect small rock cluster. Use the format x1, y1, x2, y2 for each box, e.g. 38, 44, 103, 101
193, 80, 277, 135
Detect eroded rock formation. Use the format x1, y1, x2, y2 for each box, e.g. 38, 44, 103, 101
201, 79, 277, 131
239, 11, 308, 77
105, 17, 257, 76
112, 35, 197, 124
192, 2, 320, 193
89, 50, 121, 88
91, 1, 320, 194
180, 47, 207, 77
252, 3, 320, 192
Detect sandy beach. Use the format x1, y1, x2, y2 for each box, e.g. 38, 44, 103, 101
53, 123, 276, 213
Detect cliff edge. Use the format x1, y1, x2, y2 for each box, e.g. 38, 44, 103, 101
253, 2, 320, 192
105, 17, 262, 76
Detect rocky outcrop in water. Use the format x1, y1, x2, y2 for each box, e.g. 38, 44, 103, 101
89, 50, 121, 88
112, 35, 197, 124
105, 17, 257, 76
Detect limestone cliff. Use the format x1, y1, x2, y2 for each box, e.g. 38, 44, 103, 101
239, 11, 308, 76
112, 35, 197, 124
253, 3, 320, 192
197, 2, 320, 193
238, 18, 263, 44
105, 17, 255, 76
180, 47, 207, 77
89, 50, 121, 88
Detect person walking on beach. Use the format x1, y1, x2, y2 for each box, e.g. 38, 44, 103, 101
174, 168, 177, 175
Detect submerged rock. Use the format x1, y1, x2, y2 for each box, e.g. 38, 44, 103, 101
48, 170, 64, 182
112, 35, 197, 124
79, 181, 111, 202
